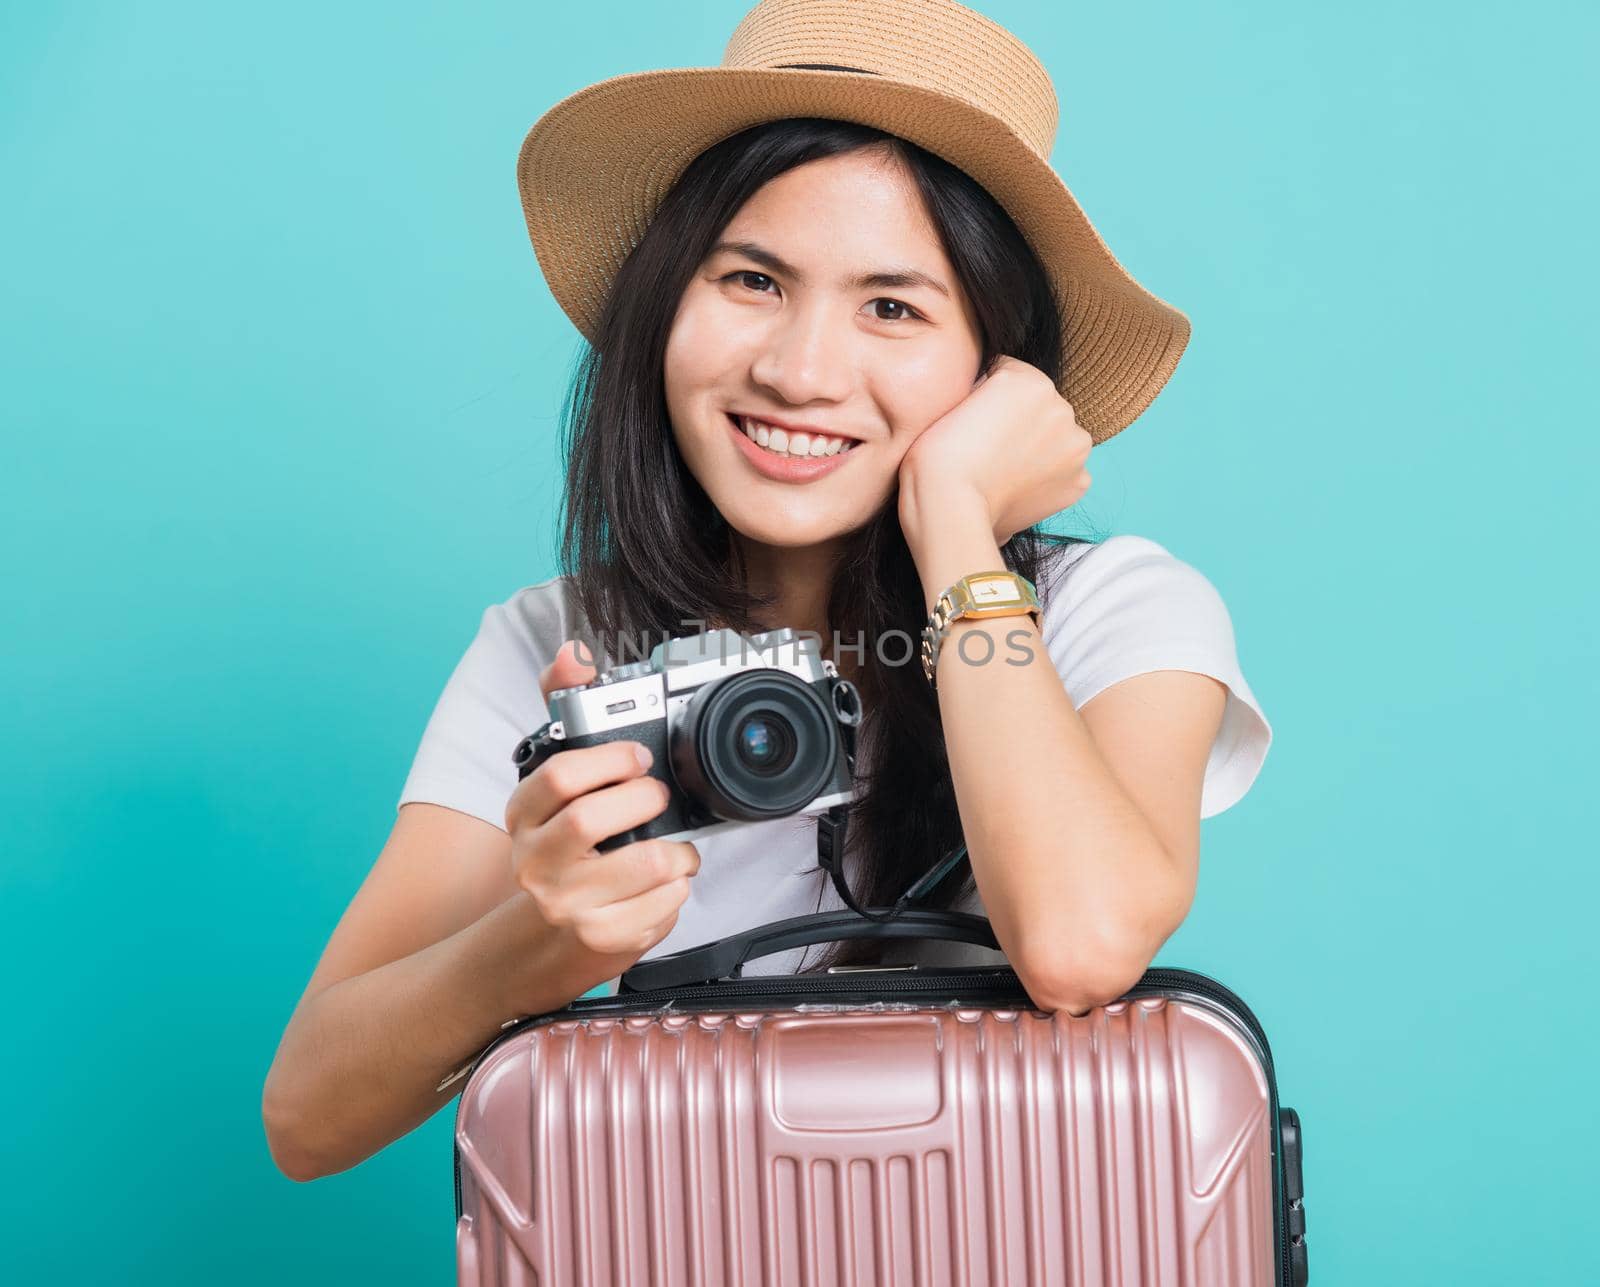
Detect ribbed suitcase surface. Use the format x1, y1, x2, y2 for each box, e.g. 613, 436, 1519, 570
455, 995, 1281, 1286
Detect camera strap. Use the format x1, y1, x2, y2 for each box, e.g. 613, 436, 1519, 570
816, 804, 971, 924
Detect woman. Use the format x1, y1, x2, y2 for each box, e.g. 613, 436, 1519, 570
263, 0, 1272, 1183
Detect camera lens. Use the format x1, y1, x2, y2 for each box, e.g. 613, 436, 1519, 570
735, 712, 795, 774
670, 668, 839, 821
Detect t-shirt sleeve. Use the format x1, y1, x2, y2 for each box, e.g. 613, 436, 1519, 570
1038, 535, 1273, 819
396, 597, 555, 833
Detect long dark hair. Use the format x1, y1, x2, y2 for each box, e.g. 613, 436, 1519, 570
555, 117, 1103, 970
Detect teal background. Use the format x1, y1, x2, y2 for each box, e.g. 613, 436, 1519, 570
3, 1, 1594, 1280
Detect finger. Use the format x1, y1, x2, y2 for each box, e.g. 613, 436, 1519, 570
539, 639, 598, 703
508, 739, 660, 833
569, 875, 692, 958
541, 838, 700, 916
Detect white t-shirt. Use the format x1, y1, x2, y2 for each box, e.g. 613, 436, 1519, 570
397, 535, 1273, 985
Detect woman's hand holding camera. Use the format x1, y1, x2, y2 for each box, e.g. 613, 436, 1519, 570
504, 641, 701, 995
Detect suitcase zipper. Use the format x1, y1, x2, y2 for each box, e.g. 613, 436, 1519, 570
574, 965, 1274, 1076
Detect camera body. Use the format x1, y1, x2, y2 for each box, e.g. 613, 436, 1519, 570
513, 627, 862, 851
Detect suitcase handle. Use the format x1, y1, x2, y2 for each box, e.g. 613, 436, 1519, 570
616, 908, 1001, 993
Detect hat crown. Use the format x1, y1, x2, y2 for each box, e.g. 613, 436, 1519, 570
722, 0, 1059, 158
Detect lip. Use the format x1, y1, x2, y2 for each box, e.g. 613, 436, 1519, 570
727, 413, 858, 483
729, 410, 859, 442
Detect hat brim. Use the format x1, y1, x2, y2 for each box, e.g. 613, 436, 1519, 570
517, 66, 1190, 443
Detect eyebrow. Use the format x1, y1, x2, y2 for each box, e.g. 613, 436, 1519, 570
708, 239, 952, 299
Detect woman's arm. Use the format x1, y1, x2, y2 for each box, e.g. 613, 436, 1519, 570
265, 688, 701, 1184
898, 493, 1226, 1017
261, 804, 593, 1182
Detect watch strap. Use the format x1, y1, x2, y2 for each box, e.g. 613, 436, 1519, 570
919, 570, 1040, 688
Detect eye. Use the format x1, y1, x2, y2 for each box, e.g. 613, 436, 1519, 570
869, 298, 923, 323
720, 271, 926, 324
724, 270, 777, 294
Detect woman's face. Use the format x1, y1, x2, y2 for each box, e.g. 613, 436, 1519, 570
663, 147, 985, 550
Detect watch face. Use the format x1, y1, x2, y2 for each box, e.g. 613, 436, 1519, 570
969, 575, 1023, 605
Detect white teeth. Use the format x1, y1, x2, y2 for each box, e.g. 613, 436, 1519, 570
739, 416, 853, 458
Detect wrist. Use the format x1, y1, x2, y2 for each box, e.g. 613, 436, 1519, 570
898, 468, 989, 556
918, 568, 1042, 688
433, 898, 598, 1098
902, 498, 1007, 611
482, 893, 590, 1019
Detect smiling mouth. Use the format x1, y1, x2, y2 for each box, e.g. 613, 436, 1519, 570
729, 413, 859, 459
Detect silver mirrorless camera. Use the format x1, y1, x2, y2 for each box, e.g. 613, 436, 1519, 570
512, 627, 862, 851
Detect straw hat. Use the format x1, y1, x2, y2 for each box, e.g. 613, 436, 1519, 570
515, 0, 1190, 444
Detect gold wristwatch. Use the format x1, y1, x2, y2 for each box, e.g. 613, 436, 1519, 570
919, 570, 1041, 688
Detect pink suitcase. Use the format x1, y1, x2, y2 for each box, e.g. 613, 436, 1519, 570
451, 910, 1309, 1286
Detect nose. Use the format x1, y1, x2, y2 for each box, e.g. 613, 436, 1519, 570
747, 299, 854, 407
